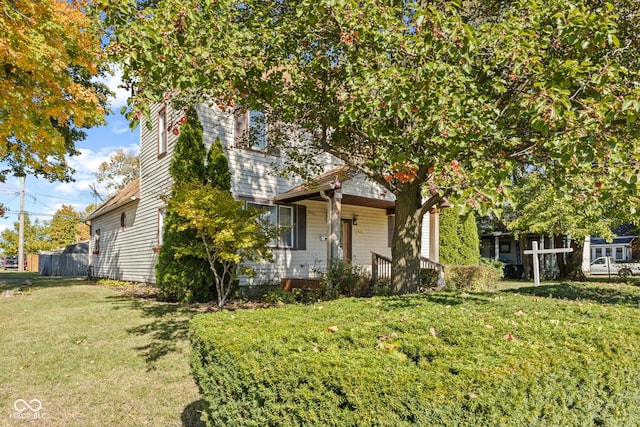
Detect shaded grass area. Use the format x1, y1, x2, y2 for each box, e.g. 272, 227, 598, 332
0, 273, 205, 426
191, 280, 640, 426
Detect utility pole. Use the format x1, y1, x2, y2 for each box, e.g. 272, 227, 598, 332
18, 175, 25, 272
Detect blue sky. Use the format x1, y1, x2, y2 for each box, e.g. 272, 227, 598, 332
0, 71, 140, 233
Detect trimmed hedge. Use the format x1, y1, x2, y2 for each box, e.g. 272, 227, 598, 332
445, 264, 501, 291
190, 283, 640, 426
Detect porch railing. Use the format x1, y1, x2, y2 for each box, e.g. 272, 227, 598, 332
371, 252, 445, 287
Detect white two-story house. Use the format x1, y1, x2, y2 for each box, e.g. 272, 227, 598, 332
85, 104, 444, 286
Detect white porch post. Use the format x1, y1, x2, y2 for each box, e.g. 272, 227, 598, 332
582, 236, 591, 273
330, 189, 342, 260
429, 209, 440, 262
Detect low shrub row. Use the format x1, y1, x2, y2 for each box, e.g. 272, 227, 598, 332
444, 259, 504, 291
190, 282, 640, 426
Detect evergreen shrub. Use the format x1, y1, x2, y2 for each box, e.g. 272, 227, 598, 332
444, 265, 499, 291
190, 283, 640, 426
439, 208, 481, 266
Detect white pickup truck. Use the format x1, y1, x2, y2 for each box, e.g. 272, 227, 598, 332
588, 257, 640, 278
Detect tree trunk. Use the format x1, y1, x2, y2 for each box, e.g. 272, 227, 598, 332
391, 187, 424, 294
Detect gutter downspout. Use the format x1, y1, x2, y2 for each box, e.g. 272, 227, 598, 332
85, 219, 94, 279
319, 190, 332, 265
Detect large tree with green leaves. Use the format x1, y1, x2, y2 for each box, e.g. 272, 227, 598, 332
0, 214, 52, 255
95, 0, 640, 293
47, 204, 86, 248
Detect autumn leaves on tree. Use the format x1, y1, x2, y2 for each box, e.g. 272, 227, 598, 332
1, 0, 110, 182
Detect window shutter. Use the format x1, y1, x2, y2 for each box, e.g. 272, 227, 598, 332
387, 215, 394, 248
296, 205, 307, 250
234, 111, 248, 146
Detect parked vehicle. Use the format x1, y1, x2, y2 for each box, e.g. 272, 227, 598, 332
3, 256, 27, 270
588, 257, 640, 278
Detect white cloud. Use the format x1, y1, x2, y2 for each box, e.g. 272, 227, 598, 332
100, 66, 131, 110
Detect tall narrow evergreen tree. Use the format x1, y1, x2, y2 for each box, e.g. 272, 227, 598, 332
206, 139, 231, 191
439, 208, 481, 266
156, 107, 214, 302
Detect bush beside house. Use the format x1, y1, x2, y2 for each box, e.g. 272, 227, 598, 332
439, 208, 480, 266
156, 108, 216, 303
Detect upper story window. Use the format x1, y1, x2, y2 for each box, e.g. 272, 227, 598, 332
158, 106, 168, 156
234, 110, 268, 152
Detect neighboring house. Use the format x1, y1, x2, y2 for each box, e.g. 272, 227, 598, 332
85, 104, 443, 285
584, 236, 639, 262
482, 230, 640, 278
480, 232, 574, 279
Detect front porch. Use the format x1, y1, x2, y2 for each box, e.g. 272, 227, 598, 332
371, 252, 445, 288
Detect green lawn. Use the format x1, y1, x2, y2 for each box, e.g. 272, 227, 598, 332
2, 272, 639, 426
0, 272, 205, 426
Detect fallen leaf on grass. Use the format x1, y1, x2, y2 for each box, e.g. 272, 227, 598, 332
504, 333, 517, 341
328, 326, 339, 333
485, 324, 494, 329
430, 327, 438, 336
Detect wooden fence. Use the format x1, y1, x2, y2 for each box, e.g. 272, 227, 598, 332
38, 253, 89, 277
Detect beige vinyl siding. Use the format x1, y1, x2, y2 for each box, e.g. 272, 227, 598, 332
241, 201, 393, 285
92, 103, 176, 283
90, 201, 151, 281
90, 102, 436, 284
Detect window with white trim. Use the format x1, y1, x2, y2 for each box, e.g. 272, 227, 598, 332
158, 107, 167, 156
252, 203, 301, 249
234, 110, 268, 151
93, 229, 100, 253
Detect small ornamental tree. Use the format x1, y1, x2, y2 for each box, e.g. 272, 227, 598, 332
156, 107, 214, 303
439, 207, 480, 266
168, 182, 275, 308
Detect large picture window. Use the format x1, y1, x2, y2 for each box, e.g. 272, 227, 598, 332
251, 203, 304, 249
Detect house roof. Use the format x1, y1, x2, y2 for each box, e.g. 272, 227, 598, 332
591, 236, 638, 246
85, 178, 141, 221
275, 166, 396, 210
277, 165, 358, 196
275, 166, 451, 212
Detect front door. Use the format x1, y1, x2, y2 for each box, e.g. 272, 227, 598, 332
340, 219, 353, 264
